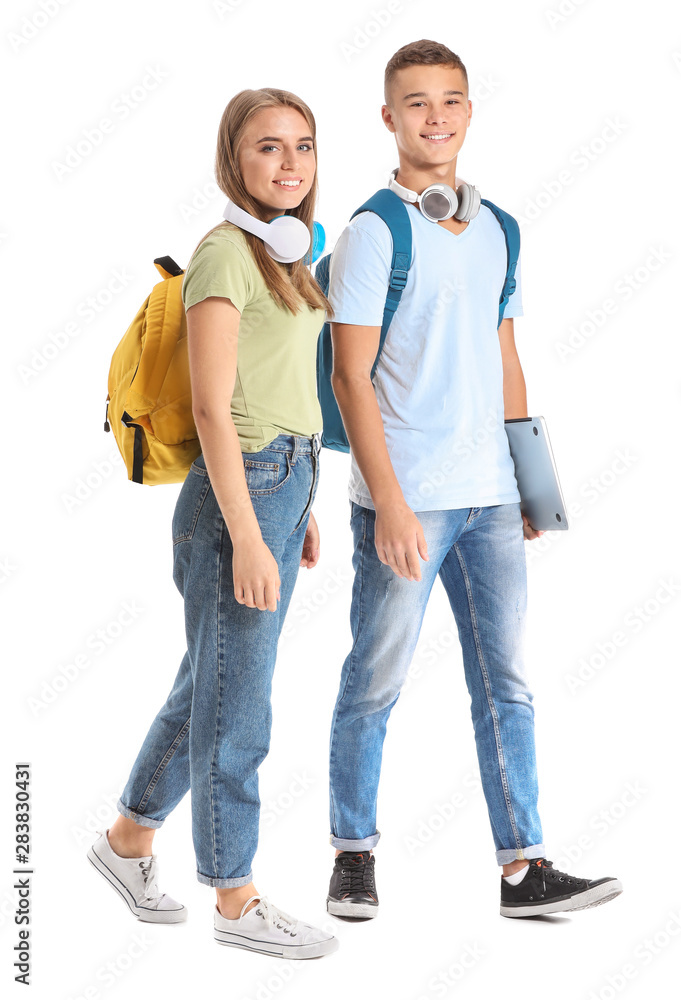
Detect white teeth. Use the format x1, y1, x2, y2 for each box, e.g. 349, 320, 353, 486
274, 180, 301, 186
423, 133, 453, 140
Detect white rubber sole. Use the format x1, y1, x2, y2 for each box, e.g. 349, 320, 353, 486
326, 897, 378, 919
214, 926, 338, 959
86, 845, 187, 924
500, 879, 623, 917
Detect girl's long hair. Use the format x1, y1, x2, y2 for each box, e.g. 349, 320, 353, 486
190, 88, 332, 315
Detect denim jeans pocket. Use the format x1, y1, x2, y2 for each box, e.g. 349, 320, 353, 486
172, 467, 212, 544
243, 452, 292, 495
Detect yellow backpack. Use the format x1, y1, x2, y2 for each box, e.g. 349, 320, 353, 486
104, 256, 201, 485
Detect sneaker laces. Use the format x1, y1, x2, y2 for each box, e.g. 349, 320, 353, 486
339, 853, 375, 895
532, 859, 586, 893
245, 895, 301, 937
137, 857, 164, 905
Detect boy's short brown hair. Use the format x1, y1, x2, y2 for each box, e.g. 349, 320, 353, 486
384, 39, 468, 104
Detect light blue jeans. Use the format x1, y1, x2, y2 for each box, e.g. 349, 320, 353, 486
117, 433, 321, 886
329, 500, 545, 865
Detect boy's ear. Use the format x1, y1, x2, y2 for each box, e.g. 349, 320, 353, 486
381, 105, 397, 133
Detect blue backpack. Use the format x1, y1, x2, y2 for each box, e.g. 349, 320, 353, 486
315, 187, 520, 453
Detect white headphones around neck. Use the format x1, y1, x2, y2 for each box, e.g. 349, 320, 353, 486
222, 200, 324, 265
388, 168, 481, 223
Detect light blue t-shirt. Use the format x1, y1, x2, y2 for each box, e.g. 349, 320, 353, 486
327, 194, 524, 512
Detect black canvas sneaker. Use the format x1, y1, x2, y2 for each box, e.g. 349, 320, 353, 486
500, 858, 623, 917
327, 851, 379, 919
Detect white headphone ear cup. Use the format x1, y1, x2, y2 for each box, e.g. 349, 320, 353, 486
419, 184, 457, 222
454, 183, 480, 222
263, 215, 311, 263
222, 201, 311, 263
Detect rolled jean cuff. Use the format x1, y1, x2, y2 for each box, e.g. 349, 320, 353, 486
116, 798, 165, 829
196, 869, 253, 888
496, 843, 545, 866
330, 831, 380, 851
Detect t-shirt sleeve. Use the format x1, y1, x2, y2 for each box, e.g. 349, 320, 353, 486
326, 213, 393, 327
503, 251, 523, 319
181, 232, 253, 313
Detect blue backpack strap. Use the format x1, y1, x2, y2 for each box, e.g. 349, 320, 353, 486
314, 251, 331, 297
480, 198, 520, 327
350, 188, 412, 375
314, 189, 412, 453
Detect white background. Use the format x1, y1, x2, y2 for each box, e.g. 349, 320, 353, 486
3, 0, 681, 997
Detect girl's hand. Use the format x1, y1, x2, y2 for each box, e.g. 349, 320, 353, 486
232, 537, 281, 611
300, 511, 320, 568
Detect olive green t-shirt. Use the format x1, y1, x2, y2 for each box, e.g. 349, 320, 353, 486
181, 225, 325, 453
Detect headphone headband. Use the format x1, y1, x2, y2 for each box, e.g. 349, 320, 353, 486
388, 170, 419, 205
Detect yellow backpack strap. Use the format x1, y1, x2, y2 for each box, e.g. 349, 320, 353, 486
125, 258, 186, 416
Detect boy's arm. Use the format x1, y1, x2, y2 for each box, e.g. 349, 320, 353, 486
498, 317, 528, 418
498, 317, 544, 539
331, 322, 429, 581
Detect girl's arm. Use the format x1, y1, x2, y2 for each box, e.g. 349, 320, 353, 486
187, 295, 281, 611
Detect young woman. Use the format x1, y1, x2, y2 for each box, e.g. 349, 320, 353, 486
87, 88, 337, 960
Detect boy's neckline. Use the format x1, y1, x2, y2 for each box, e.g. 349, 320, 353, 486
405, 199, 479, 241
436, 218, 471, 239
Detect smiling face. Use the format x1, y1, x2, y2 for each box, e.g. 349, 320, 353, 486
382, 64, 472, 176
237, 105, 316, 221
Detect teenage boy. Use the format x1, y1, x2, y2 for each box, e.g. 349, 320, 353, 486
324, 39, 622, 919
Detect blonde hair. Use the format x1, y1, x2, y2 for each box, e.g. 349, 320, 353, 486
190, 87, 331, 315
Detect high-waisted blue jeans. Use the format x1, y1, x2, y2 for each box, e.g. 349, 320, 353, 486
329, 500, 545, 866
116, 433, 321, 887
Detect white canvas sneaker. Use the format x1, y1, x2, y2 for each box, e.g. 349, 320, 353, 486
214, 895, 338, 959
87, 828, 187, 923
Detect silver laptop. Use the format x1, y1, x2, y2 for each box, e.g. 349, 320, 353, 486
505, 416, 569, 531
